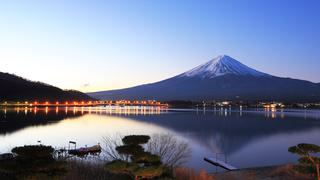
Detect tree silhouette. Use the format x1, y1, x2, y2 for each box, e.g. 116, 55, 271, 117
288, 143, 320, 179
105, 135, 169, 179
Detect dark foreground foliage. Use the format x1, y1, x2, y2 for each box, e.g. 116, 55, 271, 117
0, 145, 67, 180
105, 135, 172, 179
61, 160, 131, 180
288, 143, 320, 177
1, 141, 314, 180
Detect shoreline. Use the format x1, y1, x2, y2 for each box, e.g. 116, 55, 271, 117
212, 164, 313, 180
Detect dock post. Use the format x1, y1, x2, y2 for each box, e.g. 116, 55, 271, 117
69, 141, 77, 150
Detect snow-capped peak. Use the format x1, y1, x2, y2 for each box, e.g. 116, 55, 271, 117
179, 55, 269, 78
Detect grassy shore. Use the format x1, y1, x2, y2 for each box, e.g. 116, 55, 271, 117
57, 162, 315, 180
213, 164, 313, 180
1, 141, 318, 179
0, 158, 314, 180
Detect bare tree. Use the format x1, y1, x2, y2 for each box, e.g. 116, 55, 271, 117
146, 133, 191, 167
101, 134, 129, 161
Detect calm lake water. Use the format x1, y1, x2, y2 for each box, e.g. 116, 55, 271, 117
0, 106, 320, 172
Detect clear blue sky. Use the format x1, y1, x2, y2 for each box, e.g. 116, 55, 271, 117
1, 0, 319, 92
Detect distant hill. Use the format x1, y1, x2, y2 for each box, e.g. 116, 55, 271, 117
0, 72, 94, 101
88, 55, 320, 102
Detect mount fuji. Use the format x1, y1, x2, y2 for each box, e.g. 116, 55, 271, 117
178, 55, 269, 78
88, 55, 320, 102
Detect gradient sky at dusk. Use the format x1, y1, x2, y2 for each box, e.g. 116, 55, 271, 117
1, 0, 319, 92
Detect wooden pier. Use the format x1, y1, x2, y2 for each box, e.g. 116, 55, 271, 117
204, 157, 237, 171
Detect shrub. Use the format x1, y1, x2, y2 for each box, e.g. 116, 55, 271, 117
135, 166, 166, 179
122, 135, 150, 145
0, 145, 67, 179
131, 152, 161, 165
288, 143, 320, 176
105, 160, 139, 175
12, 145, 54, 160
64, 160, 132, 180
115, 145, 144, 155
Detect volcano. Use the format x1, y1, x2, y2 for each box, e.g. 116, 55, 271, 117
88, 55, 320, 102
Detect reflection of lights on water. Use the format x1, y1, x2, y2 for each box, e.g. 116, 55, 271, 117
264, 107, 278, 119
1, 106, 167, 116
271, 108, 276, 119
281, 109, 285, 118
264, 108, 270, 118
65, 107, 68, 114
304, 110, 307, 119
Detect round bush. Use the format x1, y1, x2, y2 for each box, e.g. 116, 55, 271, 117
11, 145, 54, 160
122, 135, 150, 145
116, 145, 144, 155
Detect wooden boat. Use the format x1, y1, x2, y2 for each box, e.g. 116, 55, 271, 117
68, 144, 102, 156
87, 145, 102, 153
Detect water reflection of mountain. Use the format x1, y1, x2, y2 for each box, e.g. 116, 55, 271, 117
124, 112, 320, 154
0, 110, 84, 135
1, 109, 320, 156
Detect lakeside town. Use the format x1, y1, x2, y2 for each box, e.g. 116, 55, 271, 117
1, 100, 320, 109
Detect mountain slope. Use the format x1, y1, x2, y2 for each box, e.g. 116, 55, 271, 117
88, 55, 320, 102
0, 72, 94, 101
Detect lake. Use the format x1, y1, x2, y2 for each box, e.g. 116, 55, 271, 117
0, 106, 320, 172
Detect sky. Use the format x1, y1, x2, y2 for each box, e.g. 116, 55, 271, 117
1, 0, 320, 92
